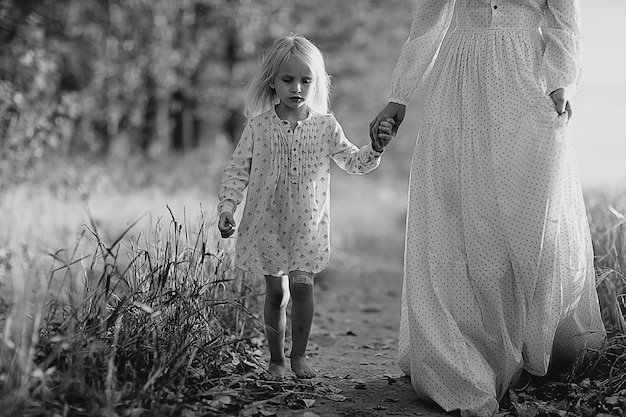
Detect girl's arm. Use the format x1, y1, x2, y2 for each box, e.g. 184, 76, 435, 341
217, 123, 254, 215
389, 0, 456, 106
329, 117, 381, 175
541, 0, 582, 97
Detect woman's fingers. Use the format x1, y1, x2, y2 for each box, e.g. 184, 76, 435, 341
369, 117, 381, 142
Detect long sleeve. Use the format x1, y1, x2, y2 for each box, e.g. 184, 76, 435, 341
217, 123, 253, 215
329, 116, 381, 175
389, 0, 456, 106
541, 0, 582, 95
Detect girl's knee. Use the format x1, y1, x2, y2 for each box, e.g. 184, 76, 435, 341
289, 272, 314, 301
265, 275, 289, 308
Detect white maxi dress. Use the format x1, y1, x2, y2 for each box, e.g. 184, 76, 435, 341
390, 1, 606, 415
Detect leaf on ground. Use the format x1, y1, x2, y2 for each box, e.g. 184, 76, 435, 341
317, 384, 342, 395
605, 395, 626, 406
327, 394, 347, 402
206, 395, 233, 410
298, 398, 316, 408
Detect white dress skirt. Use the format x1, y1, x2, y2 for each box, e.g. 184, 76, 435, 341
390, 1, 606, 416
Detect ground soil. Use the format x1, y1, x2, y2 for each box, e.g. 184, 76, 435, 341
273, 257, 448, 417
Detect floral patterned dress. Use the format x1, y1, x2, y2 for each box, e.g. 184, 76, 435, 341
389, 1, 606, 415
218, 108, 381, 276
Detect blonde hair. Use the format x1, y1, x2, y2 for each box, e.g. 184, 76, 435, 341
243, 34, 331, 119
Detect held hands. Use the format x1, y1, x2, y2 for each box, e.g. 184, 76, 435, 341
218, 212, 236, 238
369, 102, 406, 150
371, 119, 395, 152
550, 88, 572, 121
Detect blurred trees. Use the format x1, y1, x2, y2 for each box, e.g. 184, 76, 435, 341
0, 0, 412, 171
0, 0, 293, 164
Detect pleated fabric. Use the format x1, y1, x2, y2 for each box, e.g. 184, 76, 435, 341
389, 1, 606, 416
218, 108, 381, 276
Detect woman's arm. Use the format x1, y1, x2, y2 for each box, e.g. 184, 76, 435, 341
542, 0, 582, 97
389, 0, 456, 106
370, 0, 455, 141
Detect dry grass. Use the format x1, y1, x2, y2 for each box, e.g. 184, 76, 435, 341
0, 204, 268, 416
1, 152, 625, 416
0, 148, 271, 416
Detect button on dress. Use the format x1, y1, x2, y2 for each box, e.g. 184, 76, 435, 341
389, 1, 606, 415
218, 108, 382, 276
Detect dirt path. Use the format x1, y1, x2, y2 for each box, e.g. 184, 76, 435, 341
290, 257, 447, 417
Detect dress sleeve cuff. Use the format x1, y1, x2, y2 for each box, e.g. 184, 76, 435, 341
368, 143, 384, 156
389, 96, 411, 107
218, 200, 236, 216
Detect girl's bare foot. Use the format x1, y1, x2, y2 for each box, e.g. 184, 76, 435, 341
291, 355, 316, 379
268, 361, 286, 379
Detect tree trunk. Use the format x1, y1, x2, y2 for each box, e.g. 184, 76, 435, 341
150, 93, 170, 157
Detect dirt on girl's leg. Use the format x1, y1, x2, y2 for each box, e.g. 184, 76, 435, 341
288, 271, 316, 379
264, 275, 290, 379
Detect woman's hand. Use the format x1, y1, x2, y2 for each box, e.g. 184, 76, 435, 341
550, 88, 572, 120
218, 212, 236, 238
369, 102, 406, 144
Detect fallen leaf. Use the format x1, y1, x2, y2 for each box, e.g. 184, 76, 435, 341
605, 396, 625, 406
206, 395, 233, 410
302, 412, 321, 417
327, 394, 347, 402
328, 385, 343, 394
240, 406, 258, 417
299, 399, 316, 408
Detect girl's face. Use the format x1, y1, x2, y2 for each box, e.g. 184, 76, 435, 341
271, 57, 314, 118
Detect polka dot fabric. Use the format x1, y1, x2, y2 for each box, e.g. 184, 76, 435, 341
389, 1, 605, 416
218, 108, 381, 276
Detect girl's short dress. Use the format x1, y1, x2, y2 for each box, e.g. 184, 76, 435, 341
389, 1, 606, 416
218, 108, 382, 276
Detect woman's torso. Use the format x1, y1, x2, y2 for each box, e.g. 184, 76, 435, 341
453, 0, 547, 30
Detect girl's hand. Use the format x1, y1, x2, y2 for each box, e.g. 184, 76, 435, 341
218, 212, 236, 238
550, 88, 572, 120
369, 102, 406, 144
374, 119, 395, 151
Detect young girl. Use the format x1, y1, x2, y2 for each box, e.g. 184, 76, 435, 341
217, 34, 393, 379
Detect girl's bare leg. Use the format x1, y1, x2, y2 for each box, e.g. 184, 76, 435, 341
289, 271, 316, 378
264, 275, 290, 378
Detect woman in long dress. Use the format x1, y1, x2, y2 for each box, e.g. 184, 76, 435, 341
369, 1, 606, 415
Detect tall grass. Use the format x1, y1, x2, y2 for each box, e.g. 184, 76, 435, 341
574, 189, 626, 394
0, 207, 265, 416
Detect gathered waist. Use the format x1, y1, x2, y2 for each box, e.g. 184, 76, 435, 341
451, 27, 541, 35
